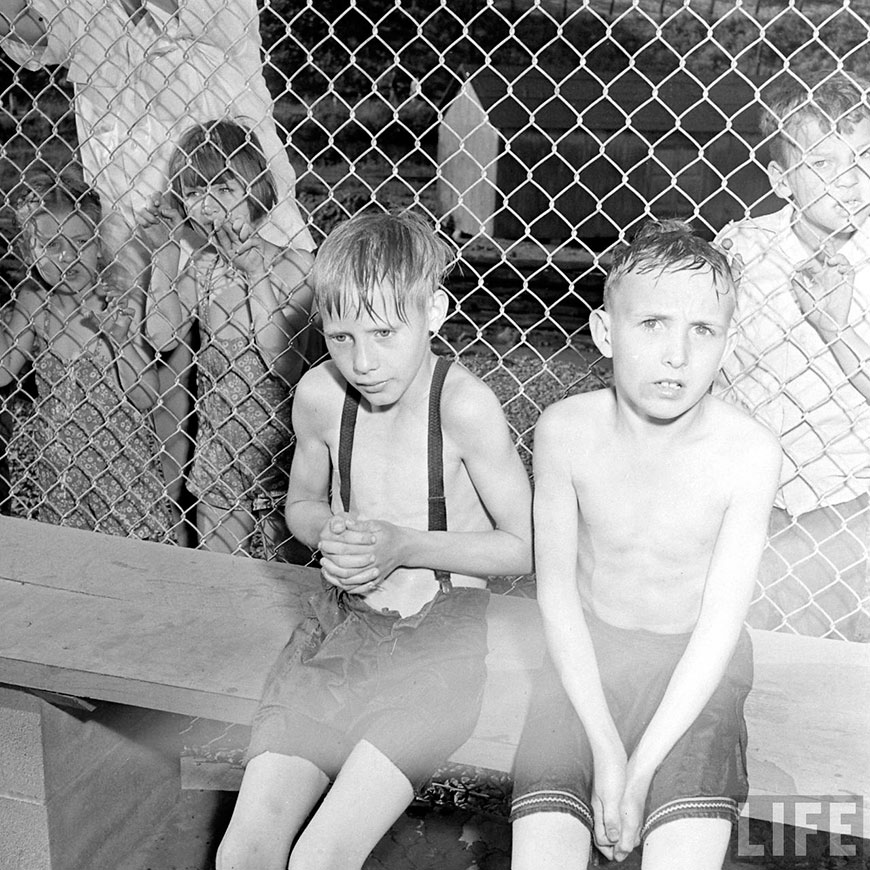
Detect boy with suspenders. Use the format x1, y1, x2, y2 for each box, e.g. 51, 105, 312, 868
217, 210, 533, 870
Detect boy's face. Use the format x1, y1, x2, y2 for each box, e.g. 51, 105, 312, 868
769, 116, 870, 244
322, 284, 448, 408
31, 211, 100, 296
591, 266, 734, 424
181, 174, 250, 235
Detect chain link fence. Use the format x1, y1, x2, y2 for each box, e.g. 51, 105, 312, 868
1, 0, 868, 640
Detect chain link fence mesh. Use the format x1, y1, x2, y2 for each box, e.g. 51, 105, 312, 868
1, 0, 868, 640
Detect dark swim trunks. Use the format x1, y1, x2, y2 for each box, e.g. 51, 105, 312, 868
246, 583, 490, 788
510, 609, 753, 840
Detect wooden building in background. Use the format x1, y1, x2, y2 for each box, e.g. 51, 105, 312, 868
437, 66, 780, 243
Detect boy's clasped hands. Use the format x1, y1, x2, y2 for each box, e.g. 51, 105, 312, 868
318, 513, 404, 594
592, 748, 653, 862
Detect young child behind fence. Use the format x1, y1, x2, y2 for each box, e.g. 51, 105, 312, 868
716, 70, 870, 641
510, 221, 782, 870
144, 120, 315, 559
216, 210, 532, 870
0, 169, 173, 540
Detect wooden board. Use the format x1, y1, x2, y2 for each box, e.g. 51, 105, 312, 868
745, 628, 870, 833
0, 516, 545, 753
0, 516, 319, 722
2, 516, 867, 832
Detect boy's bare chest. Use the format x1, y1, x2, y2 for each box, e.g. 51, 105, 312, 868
578, 445, 727, 547
333, 414, 456, 525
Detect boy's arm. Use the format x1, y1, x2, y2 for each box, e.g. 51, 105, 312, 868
792, 254, 870, 401
285, 368, 342, 548
616, 423, 781, 858
324, 377, 533, 586
532, 402, 627, 859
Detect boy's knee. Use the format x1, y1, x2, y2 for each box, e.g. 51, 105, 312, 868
217, 827, 285, 870
287, 839, 352, 870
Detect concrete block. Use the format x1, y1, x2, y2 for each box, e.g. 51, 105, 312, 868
0, 797, 50, 870
0, 686, 183, 870
0, 687, 45, 802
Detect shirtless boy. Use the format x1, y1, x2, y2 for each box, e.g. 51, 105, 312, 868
511, 220, 782, 869
216, 210, 532, 870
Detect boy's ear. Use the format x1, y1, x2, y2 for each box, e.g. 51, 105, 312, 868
427, 288, 450, 333
721, 324, 739, 365
589, 307, 613, 359
767, 160, 793, 200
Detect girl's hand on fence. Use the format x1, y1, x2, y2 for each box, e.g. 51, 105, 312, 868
215, 218, 266, 276
792, 251, 855, 340
97, 282, 137, 341
136, 194, 182, 250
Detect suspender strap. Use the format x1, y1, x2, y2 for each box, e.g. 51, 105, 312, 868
429, 357, 453, 593
338, 386, 360, 514
336, 357, 454, 592
427, 356, 451, 532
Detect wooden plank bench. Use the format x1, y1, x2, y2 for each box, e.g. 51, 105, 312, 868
1, 516, 868, 869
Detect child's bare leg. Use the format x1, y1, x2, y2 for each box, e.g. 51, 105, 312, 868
216, 752, 328, 870
642, 817, 732, 870
197, 503, 256, 555
287, 740, 414, 870
511, 813, 591, 870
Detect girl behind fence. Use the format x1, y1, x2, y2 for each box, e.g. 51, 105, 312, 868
144, 120, 315, 559
0, 169, 173, 540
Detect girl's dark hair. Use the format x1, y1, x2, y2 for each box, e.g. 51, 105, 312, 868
10, 168, 101, 261
168, 120, 276, 224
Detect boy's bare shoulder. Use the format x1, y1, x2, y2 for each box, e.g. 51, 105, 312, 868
294, 360, 345, 415
439, 359, 512, 433
536, 387, 614, 438
705, 394, 782, 473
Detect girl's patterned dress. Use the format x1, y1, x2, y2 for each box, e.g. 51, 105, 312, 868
187, 252, 294, 513
27, 310, 173, 541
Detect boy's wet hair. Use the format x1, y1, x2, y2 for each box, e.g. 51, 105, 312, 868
312, 210, 456, 322
169, 120, 276, 224
10, 168, 101, 261
761, 71, 870, 166
604, 219, 735, 309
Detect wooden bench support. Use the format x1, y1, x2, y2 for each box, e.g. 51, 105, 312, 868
0, 685, 183, 870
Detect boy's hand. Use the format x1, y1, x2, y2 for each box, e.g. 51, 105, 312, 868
215, 219, 266, 277
792, 251, 855, 340
318, 514, 380, 594
614, 767, 653, 861
718, 236, 746, 286
591, 747, 627, 861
